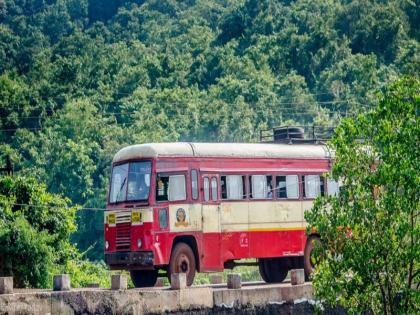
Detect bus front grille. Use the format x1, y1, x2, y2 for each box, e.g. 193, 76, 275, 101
116, 212, 131, 251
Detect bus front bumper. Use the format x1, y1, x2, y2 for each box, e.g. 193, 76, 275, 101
105, 251, 154, 269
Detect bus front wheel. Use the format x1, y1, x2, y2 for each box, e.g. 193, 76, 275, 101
130, 269, 158, 287
168, 242, 196, 286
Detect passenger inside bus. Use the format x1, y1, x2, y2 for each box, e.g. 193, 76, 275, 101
267, 184, 273, 199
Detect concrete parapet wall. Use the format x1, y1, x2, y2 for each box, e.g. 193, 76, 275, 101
0, 283, 314, 315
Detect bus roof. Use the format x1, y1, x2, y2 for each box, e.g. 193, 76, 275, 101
112, 142, 332, 163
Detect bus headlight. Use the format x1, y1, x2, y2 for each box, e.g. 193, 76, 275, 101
137, 238, 142, 248
105, 241, 109, 250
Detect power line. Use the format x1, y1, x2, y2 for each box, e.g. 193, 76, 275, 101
5, 202, 107, 211
5, 99, 364, 121
0, 105, 368, 133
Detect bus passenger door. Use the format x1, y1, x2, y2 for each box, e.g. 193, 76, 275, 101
200, 174, 222, 271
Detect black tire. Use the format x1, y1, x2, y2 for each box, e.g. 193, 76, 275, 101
304, 235, 322, 280
168, 242, 196, 286
259, 258, 288, 283
130, 269, 158, 287
258, 259, 270, 282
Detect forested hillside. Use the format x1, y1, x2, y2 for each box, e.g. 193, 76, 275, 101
1, 0, 418, 259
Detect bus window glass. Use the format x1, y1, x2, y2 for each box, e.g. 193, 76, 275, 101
127, 161, 152, 201
211, 177, 218, 201
221, 176, 227, 199
327, 178, 339, 196
276, 176, 287, 198
251, 175, 264, 199
250, 175, 272, 199
226, 175, 244, 200
320, 176, 325, 196
286, 175, 299, 198
158, 208, 168, 229
110, 163, 129, 203
191, 169, 198, 200
303, 175, 321, 198
204, 177, 210, 201
276, 175, 299, 198
168, 175, 186, 201
267, 175, 273, 198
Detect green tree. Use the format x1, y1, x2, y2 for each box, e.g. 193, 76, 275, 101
0, 175, 112, 288
0, 175, 76, 287
305, 77, 419, 314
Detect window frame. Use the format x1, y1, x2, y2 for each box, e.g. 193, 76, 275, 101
155, 171, 188, 203
211, 176, 218, 201
249, 174, 274, 200
274, 174, 300, 200
109, 160, 152, 204
191, 169, 199, 200
327, 178, 340, 196
220, 174, 246, 201
302, 174, 325, 200
203, 176, 210, 202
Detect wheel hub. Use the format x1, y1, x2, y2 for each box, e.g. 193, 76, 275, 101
178, 254, 189, 273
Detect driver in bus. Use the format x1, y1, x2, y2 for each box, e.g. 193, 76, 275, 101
137, 176, 149, 199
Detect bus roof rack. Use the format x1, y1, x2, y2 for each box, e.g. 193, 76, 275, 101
260, 125, 336, 144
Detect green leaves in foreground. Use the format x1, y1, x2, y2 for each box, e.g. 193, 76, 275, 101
0, 175, 110, 288
305, 77, 419, 314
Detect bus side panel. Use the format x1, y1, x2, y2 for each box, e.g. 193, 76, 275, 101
248, 200, 306, 257
249, 230, 305, 258
220, 202, 250, 261
202, 233, 224, 271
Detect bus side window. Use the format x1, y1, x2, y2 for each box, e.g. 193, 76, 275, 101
223, 175, 245, 200
276, 175, 299, 199
168, 175, 186, 201
156, 174, 186, 201
191, 169, 198, 200
203, 177, 210, 201
250, 175, 272, 199
303, 175, 321, 198
211, 177, 218, 201
327, 178, 339, 196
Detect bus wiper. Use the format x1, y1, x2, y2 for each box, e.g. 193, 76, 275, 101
116, 177, 127, 202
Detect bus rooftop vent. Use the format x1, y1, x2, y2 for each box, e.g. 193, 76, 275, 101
260, 125, 336, 144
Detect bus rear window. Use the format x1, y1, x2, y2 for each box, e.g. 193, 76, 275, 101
109, 161, 151, 203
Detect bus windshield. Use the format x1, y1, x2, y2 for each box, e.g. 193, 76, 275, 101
109, 161, 152, 203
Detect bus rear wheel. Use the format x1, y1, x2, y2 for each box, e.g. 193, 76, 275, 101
130, 269, 158, 287
304, 235, 322, 280
258, 259, 270, 282
168, 242, 196, 286
259, 258, 288, 283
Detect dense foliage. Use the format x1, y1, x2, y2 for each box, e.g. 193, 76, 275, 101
305, 78, 419, 314
0, 0, 418, 258
0, 175, 111, 288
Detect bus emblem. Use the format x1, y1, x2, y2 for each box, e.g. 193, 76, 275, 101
175, 208, 189, 227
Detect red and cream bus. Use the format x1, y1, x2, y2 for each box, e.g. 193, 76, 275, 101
104, 142, 338, 287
